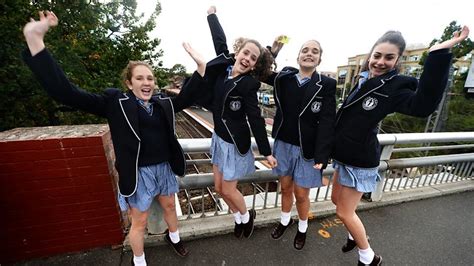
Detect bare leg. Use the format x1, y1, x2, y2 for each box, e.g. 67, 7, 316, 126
279, 176, 294, 213
331, 170, 342, 206
336, 186, 369, 249
221, 179, 247, 214
293, 184, 310, 220
213, 164, 238, 213
128, 207, 149, 256
157, 194, 178, 232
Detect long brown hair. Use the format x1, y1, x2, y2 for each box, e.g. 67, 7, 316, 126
235, 39, 274, 81
360, 31, 406, 72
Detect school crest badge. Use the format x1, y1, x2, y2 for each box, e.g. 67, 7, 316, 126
229, 100, 241, 111
362, 97, 378, 111
311, 101, 322, 113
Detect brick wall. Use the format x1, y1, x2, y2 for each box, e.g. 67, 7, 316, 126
0, 125, 124, 264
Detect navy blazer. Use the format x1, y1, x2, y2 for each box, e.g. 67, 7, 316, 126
202, 13, 271, 156
264, 67, 336, 165
23, 49, 205, 197
333, 49, 453, 168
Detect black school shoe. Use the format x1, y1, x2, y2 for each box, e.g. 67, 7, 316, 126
164, 232, 189, 257
271, 218, 295, 240
342, 235, 370, 253
242, 209, 256, 238
293, 230, 306, 250
358, 254, 382, 266
234, 222, 244, 238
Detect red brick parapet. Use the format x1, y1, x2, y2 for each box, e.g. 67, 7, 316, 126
0, 124, 124, 264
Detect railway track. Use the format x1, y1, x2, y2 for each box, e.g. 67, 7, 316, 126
175, 109, 278, 216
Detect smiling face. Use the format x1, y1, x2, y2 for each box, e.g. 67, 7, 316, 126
297, 40, 322, 70
368, 42, 401, 78
126, 65, 155, 102
233, 42, 261, 76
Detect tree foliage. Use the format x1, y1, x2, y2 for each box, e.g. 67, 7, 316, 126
0, 0, 166, 131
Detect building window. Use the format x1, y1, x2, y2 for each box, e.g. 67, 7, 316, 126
337, 70, 347, 85
410, 55, 420, 61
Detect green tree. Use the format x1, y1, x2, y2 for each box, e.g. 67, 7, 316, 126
169, 64, 187, 77
0, 0, 164, 131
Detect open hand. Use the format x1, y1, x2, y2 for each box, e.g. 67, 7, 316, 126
182, 42, 206, 77
23, 11, 58, 39
23, 11, 58, 56
429, 26, 470, 52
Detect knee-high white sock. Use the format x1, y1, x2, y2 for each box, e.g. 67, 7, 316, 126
358, 246, 375, 264
298, 219, 308, 233
133, 252, 147, 266
169, 229, 180, 244
280, 211, 291, 226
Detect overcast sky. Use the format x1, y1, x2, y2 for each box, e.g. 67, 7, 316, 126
137, 0, 473, 73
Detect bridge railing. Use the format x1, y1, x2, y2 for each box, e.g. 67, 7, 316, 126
147, 132, 473, 232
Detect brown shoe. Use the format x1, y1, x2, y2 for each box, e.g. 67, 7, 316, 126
165, 233, 189, 257
293, 230, 306, 250
242, 209, 256, 238
358, 254, 382, 265
271, 218, 295, 240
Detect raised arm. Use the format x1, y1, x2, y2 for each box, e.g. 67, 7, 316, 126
206, 6, 230, 56
394, 26, 470, 117
23, 11, 107, 117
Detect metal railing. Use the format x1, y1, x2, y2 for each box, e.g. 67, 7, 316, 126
147, 132, 473, 232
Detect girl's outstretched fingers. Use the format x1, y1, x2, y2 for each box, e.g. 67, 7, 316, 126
183, 42, 206, 77
430, 25, 470, 52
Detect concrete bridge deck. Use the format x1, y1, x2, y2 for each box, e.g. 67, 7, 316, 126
14, 189, 474, 266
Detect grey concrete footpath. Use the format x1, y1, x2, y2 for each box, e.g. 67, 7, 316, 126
12, 181, 473, 266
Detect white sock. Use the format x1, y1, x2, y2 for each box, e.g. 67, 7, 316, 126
280, 211, 291, 226
348, 232, 354, 240
169, 229, 180, 244
233, 212, 242, 224
133, 253, 147, 266
241, 211, 250, 224
298, 219, 308, 233
358, 247, 375, 264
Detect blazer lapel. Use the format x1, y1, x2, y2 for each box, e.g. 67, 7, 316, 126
118, 92, 141, 141
343, 70, 398, 109
300, 72, 323, 115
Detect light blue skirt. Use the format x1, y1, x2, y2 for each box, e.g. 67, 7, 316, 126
333, 160, 380, 193
272, 139, 322, 188
118, 162, 179, 212
210, 133, 255, 181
